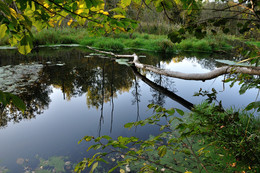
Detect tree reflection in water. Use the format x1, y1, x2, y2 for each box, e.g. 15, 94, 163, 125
0, 47, 226, 130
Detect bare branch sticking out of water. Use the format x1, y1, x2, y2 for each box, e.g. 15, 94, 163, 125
86, 46, 260, 81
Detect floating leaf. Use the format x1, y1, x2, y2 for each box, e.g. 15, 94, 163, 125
115, 59, 130, 66
215, 59, 253, 67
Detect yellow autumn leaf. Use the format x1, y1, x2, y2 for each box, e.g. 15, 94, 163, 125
79, 4, 84, 8
48, 19, 55, 27
43, 2, 49, 8
77, 1, 84, 8
17, 14, 25, 20
120, 169, 125, 173
67, 18, 73, 26
0, 24, 7, 39
9, 8, 18, 18
103, 11, 109, 15
113, 14, 126, 19
76, 9, 84, 14
230, 162, 236, 167
184, 171, 192, 173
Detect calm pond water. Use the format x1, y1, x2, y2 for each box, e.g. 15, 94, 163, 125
0, 47, 258, 172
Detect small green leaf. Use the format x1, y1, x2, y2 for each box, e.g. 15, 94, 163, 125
245, 101, 260, 112
0, 91, 7, 106
124, 122, 134, 129
176, 108, 184, 116
147, 103, 155, 109
102, 135, 112, 140
158, 145, 167, 157
108, 165, 120, 173
166, 108, 175, 115
89, 162, 98, 173
10, 94, 26, 113
120, 0, 132, 8
155, 106, 163, 112
84, 136, 93, 142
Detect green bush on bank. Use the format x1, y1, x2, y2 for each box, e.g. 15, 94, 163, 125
0, 27, 247, 53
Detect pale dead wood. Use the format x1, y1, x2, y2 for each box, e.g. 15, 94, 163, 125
86, 46, 260, 81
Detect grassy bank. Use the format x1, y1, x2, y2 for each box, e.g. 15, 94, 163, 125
0, 27, 241, 53
246, 41, 260, 48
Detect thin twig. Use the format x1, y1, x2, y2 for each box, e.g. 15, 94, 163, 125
185, 137, 209, 173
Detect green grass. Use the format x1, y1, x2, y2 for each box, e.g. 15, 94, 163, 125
246, 41, 260, 48
0, 27, 236, 53
33, 27, 87, 45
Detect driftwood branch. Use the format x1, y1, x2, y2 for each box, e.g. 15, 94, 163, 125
86, 46, 260, 81
132, 54, 260, 81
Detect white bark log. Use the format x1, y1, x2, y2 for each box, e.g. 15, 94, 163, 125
86, 46, 260, 81
132, 53, 260, 81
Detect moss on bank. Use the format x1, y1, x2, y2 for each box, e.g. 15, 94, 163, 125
0, 27, 252, 53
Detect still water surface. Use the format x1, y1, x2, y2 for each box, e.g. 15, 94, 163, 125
0, 47, 257, 172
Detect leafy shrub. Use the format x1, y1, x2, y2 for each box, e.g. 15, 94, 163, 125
143, 34, 149, 39
94, 40, 125, 51
80, 38, 95, 46
111, 33, 130, 39
126, 38, 144, 48
60, 36, 79, 44
157, 40, 174, 52
193, 39, 212, 52
178, 39, 194, 51
75, 103, 259, 173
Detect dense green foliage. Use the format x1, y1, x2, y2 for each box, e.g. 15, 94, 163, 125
75, 103, 259, 172
1, 0, 259, 54
0, 27, 237, 53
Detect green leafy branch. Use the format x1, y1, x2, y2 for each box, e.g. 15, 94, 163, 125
75, 104, 211, 173
0, 90, 26, 113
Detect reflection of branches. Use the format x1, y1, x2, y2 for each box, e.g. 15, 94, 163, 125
131, 76, 141, 132
149, 62, 176, 106
98, 59, 106, 137
131, 66, 194, 110
110, 63, 115, 133
0, 82, 51, 128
